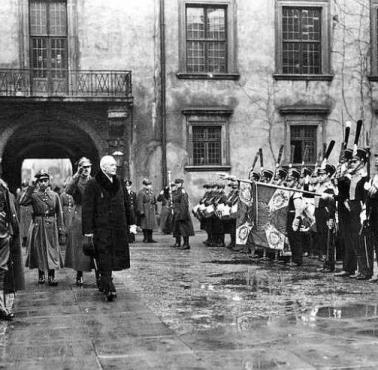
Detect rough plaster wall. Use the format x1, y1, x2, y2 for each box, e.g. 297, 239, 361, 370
0, 0, 20, 67
77, 0, 161, 189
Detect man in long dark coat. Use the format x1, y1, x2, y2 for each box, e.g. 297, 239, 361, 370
137, 179, 157, 243
21, 170, 64, 286
0, 180, 24, 320
82, 155, 131, 301
124, 180, 137, 243
171, 178, 194, 250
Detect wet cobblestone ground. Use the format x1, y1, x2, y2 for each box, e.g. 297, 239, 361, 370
1, 232, 378, 369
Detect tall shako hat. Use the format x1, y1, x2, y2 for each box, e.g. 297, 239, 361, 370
287, 168, 300, 180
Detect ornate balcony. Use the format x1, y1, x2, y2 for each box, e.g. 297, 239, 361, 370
0, 69, 132, 102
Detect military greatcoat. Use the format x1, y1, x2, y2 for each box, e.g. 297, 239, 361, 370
64, 176, 92, 272
20, 186, 64, 271
172, 188, 195, 237
137, 188, 157, 230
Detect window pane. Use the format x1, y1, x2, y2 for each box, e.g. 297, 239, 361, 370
192, 126, 222, 166
290, 125, 317, 163
49, 1, 67, 36
187, 41, 206, 72
31, 38, 47, 77
282, 43, 300, 74
301, 9, 321, 41
186, 7, 205, 39
51, 38, 67, 78
207, 42, 226, 72
207, 8, 225, 40
283, 8, 300, 41
30, 1, 47, 35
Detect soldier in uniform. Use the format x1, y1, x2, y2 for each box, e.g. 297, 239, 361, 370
64, 157, 93, 286
286, 168, 304, 266
60, 181, 74, 230
224, 182, 239, 250
211, 183, 227, 247
0, 179, 23, 320
260, 169, 273, 183
18, 182, 33, 248
314, 164, 337, 272
334, 148, 369, 279
21, 170, 64, 286
272, 168, 288, 185
125, 180, 137, 242
137, 179, 157, 243
171, 179, 195, 250
196, 184, 211, 245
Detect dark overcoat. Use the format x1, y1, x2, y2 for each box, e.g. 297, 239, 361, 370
82, 171, 131, 272
172, 188, 195, 237
137, 188, 157, 230
127, 189, 137, 225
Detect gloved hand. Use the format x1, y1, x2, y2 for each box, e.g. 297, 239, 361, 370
292, 217, 300, 232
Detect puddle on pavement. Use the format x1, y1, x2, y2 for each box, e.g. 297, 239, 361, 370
314, 304, 378, 319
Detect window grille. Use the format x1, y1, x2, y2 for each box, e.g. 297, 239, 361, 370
282, 7, 321, 74
186, 6, 227, 73
192, 126, 222, 165
290, 125, 317, 163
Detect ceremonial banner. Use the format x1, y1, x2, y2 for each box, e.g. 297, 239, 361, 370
252, 184, 291, 250
235, 182, 256, 245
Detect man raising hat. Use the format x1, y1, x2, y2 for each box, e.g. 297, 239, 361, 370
171, 178, 195, 250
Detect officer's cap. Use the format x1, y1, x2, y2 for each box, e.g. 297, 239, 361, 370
276, 168, 288, 178
287, 168, 300, 180
174, 178, 184, 184
344, 148, 353, 160
35, 169, 50, 182
142, 178, 152, 185
78, 157, 92, 167
262, 169, 274, 179
124, 179, 132, 186
250, 172, 261, 181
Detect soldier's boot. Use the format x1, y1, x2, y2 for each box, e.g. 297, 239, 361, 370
142, 230, 148, 243
178, 237, 190, 250
38, 269, 45, 284
147, 230, 157, 243
48, 269, 58, 286
76, 271, 83, 286
0, 291, 13, 321
170, 237, 181, 248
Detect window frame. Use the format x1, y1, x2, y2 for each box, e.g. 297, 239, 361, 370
19, 0, 78, 70
289, 124, 318, 164
183, 107, 232, 171
177, 0, 239, 80
274, 0, 333, 81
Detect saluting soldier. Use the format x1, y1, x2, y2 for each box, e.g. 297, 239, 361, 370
137, 179, 157, 243
64, 157, 93, 286
171, 179, 195, 250
21, 170, 64, 286
334, 148, 369, 279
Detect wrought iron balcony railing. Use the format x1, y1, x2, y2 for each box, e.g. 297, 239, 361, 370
0, 69, 132, 99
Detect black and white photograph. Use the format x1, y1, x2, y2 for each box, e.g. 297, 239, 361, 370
0, 0, 378, 369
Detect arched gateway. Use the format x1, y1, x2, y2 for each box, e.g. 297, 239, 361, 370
0, 101, 132, 192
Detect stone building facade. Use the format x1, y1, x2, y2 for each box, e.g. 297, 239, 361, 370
0, 0, 377, 206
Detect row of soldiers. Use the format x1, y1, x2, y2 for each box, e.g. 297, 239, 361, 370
194, 142, 378, 282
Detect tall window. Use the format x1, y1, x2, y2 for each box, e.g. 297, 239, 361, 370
282, 7, 321, 74
29, 0, 68, 92
192, 126, 222, 165
186, 5, 227, 73
290, 125, 317, 163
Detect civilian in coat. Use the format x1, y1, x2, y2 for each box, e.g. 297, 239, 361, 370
82, 155, 131, 301
124, 180, 137, 243
171, 178, 195, 250
65, 157, 93, 286
20, 170, 64, 286
137, 179, 157, 243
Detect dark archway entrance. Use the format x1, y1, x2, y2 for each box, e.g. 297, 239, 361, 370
2, 120, 100, 191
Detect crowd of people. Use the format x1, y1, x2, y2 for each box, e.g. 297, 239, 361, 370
193, 142, 378, 282
0, 155, 196, 320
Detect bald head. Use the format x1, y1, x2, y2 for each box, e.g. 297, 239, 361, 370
100, 155, 117, 177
